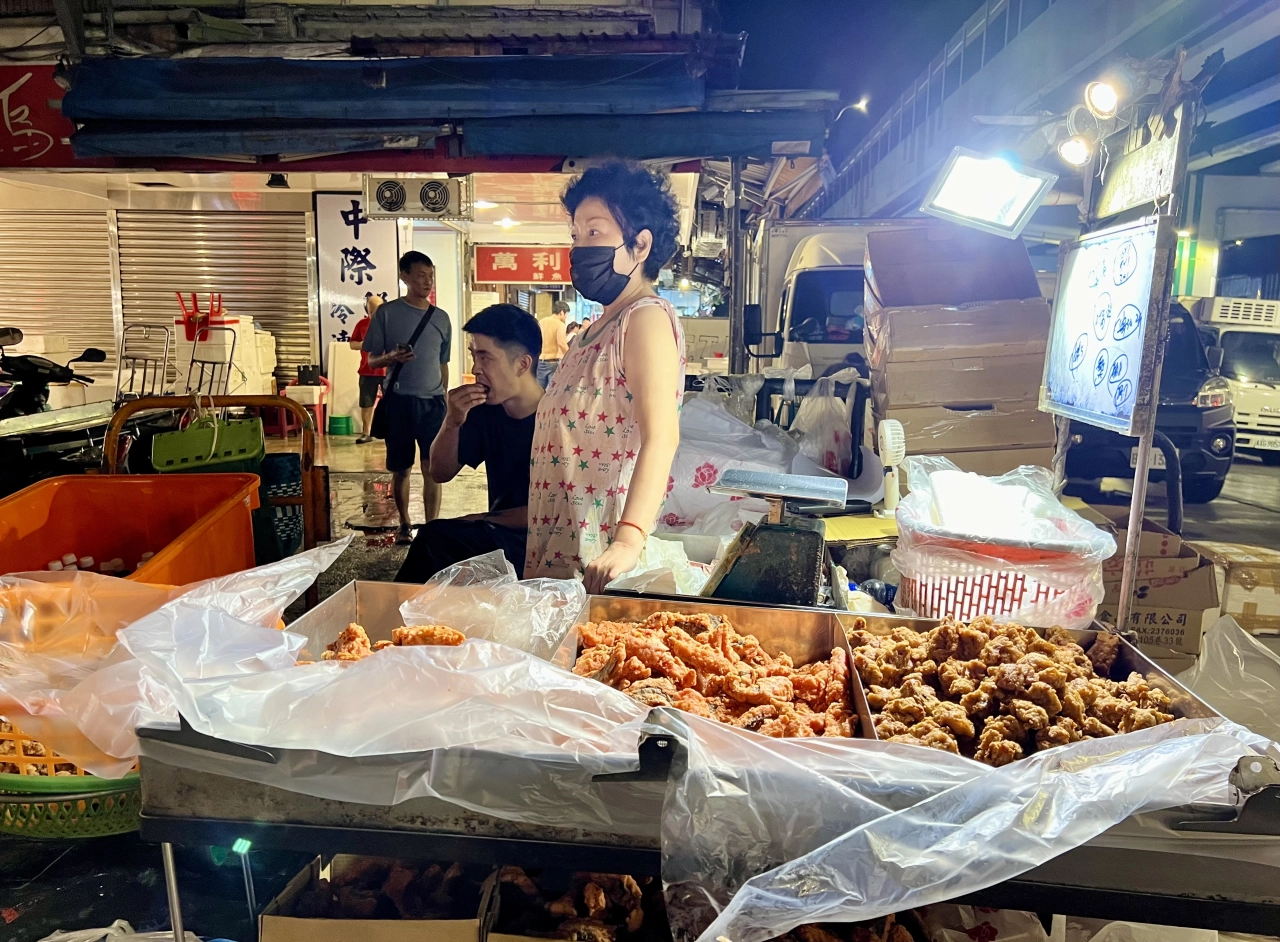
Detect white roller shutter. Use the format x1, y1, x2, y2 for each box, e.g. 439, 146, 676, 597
115, 211, 314, 382
0, 212, 116, 385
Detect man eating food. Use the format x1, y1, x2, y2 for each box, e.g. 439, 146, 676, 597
395, 304, 543, 582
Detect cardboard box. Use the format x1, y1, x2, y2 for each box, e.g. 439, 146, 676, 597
876, 401, 1056, 454
261, 856, 483, 942
865, 298, 1051, 370
871, 350, 1045, 410
1187, 541, 1280, 635
1076, 504, 1182, 559
863, 224, 1042, 314
1097, 555, 1220, 655
1101, 543, 1201, 581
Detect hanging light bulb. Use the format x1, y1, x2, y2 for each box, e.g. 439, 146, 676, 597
1085, 81, 1120, 119
1057, 136, 1093, 167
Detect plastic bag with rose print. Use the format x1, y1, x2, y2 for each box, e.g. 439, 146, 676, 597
661, 396, 796, 529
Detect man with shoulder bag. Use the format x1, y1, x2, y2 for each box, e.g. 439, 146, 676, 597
363, 250, 452, 544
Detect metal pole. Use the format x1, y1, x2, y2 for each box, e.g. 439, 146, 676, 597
727, 157, 747, 375
1115, 429, 1154, 632
161, 842, 185, 942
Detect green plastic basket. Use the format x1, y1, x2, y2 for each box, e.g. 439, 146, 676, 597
152, 416, 265, 471
0, 773, 141, 839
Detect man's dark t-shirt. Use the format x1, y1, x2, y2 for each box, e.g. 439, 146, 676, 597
457, 404, 536, 514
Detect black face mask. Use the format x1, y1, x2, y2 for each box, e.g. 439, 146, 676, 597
570, 245, 637, 306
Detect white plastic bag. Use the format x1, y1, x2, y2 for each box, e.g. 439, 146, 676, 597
918, 905, 1048, 942
892, 456, 1116, 628
398, 551, 584, 660
662, 397, 796, 529
0, 539, 350, 777
1050, 916, 1217, 942
39, 920, 200, 942
1178, 615, 1280, 741
790, 376, 853, 475
607, 538, 710, 597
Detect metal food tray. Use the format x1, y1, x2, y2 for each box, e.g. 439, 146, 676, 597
135, 586, 1280, 933
842, 616, 1223, 738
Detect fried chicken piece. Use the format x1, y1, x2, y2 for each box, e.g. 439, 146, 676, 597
1045, 626, 1076, 647
930, 700, 976, 738
393, 624, 466, 646
553, 919, 617, 942
823, 647, 851, 710
1060, 684, 1086, 724
796, 927, 844, 942
1033, 660, 1069, 693
620, 631, 696, 687
373, 640, 395, 651
887, 924, 914, 942
1087, 632, 1122, 676
639, 611, 717, 635
579, 621, 626, 648
724, 673, 794, 705
1006, 697, 1051, 731
790, 666, 828, 705
1090, 694, 1134, 729
1077, 715, 1113, 738
574, 643, 619, 678
627, 678, 677, 708
616, 656, 652, 685
959, 677, 1001, 719
499, 866, 540, 897
626, 906, 644, 933
975, 715, 1026, 767
938, 657, 986, 697
852, 649, 886, 686
981, 634, 1026, 667
823, 699, 854, 737
991, 659, 1038, 695
663, 626, 732, 676
695, 620, 741, 664
323, 623, 373, 662
874, 714, 911, 739
1036, 716, 1083, 750
759, 707, 817, 738
732, 703, 780, 731
731, 632, 774, 667
547, 894, 578, 918
381, 864, 418, 917
1119, 706, 1173, 733
293, 879, 332, 918
427, 861, 463, 911
711, 697, 752, 724
672, 688, 716, 719
334, 884, 379, 917
332, 856, 390, 888
888, 718, 960, 754
583, 881, 608, 919
1024, 680, 1063, 716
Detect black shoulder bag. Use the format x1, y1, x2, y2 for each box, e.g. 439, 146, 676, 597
370, 305, 435, 441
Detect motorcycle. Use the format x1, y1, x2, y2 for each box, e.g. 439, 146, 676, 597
0, 327, 108, 420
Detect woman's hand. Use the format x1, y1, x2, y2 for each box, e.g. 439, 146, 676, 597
583, 531, 644, 594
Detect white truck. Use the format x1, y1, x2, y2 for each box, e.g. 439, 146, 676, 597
747, 219, 924, 375
1191, 297, 1280, 465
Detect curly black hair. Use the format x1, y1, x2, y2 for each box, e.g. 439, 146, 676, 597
562, 161, 681, 281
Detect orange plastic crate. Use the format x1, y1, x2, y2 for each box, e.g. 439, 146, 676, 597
0, 473, 260, 585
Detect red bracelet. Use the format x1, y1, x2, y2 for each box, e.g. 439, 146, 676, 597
616, 520, 648, 542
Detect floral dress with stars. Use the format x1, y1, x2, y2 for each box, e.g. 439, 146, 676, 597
525, 297, 686, 579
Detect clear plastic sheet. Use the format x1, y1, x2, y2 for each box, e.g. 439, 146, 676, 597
1178, 615, 1280, 742
608, 538, 710, 597
663, 716, 1276, 942
0, 540, 350, 777
398, 550, 584, 660
38, 920, 201, 942
892, 456, 1116, 628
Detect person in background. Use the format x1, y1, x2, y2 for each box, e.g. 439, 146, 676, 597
565, 319, 582, 342
362, 251, 451, 545
537, 300, 570, 389
396, 304, 543, 581
526, 161, 686, 592
349, 294, 385, 444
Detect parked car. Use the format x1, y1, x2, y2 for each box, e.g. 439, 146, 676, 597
1066, 302, 1235, 503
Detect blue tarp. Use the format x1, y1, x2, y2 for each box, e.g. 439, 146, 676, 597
62, 54, 704, 122
70, 121, 439, 158
463, 111, 827, 159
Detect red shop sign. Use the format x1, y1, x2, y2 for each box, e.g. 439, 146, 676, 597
0, 66, 78, 168
473, 245, 571, 284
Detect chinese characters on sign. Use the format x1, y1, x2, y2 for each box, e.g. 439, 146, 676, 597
474, 245, 571, 284
0, 66, 81, 167
315, 193, 400, 370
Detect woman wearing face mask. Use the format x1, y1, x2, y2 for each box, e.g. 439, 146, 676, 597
525, 162, 686, 592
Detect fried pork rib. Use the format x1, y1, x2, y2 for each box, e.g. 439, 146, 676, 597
849, 616, 1175, 767
318, 622, 466, 662
573, 613, 854, 738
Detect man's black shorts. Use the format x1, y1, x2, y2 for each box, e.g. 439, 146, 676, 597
382, 393, 446, 473
358, 375, 382, 409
